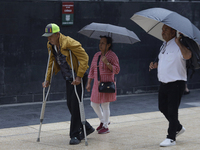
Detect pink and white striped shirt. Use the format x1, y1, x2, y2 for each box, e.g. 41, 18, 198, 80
88, 50, 120, 104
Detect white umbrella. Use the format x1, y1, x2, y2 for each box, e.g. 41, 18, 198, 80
130, 7, 200, 45
78, 22, 140, 44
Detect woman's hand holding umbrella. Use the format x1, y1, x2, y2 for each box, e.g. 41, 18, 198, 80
102, 54, 113, 72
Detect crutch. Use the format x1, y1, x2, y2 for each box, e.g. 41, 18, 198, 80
37, 50, 54, 142
69, 50, 88, 146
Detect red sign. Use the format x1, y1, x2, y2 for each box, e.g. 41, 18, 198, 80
62, 2, 74, 14
62, 2, 74, 25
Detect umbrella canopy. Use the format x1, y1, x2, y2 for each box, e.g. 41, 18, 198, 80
130, 7, 200, 45
78, 22, 140, 44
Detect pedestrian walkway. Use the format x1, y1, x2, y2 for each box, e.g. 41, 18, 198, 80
0, 107, 200, 149
0, 90, 200, 150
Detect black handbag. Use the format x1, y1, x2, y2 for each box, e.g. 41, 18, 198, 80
99, 82, 115, 93
97, 55, 115, 93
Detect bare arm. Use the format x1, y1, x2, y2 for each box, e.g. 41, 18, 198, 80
86, 78, 93, 92
175, 35, 192, 60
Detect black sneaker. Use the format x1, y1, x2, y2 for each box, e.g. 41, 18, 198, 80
87, 127, 95, 136
79, 127, 95, 140
69, 137, 80, 145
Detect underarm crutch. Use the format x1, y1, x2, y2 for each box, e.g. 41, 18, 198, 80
69, 50, 88, 146
37, 50, 54, 142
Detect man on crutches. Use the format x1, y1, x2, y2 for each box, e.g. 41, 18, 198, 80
42, 23, 94, 145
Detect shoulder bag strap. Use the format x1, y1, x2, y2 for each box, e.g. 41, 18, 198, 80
97, 55, 101, 82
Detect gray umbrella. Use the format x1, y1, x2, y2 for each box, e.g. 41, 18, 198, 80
78, 22, 140, 44
130, 7, 200, 45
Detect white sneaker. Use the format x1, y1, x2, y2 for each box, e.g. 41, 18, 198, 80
160, 138, 176, 147
176, 126, 186, 137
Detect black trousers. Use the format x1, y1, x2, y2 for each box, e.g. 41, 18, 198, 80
66, 74, 92, 139
158, 80, 185, 141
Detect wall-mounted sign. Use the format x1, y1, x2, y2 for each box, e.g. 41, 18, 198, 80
62, 2, 74, 25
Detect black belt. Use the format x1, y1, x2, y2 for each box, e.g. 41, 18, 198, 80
160, 80, 185, 85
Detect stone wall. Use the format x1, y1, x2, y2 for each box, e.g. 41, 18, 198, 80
0, 1, 200, 104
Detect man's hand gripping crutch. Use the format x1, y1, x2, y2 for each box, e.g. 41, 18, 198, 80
69, 50, 88, 146
37, 50, 54, 142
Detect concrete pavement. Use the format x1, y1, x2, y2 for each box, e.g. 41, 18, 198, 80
0, 89, 200, 150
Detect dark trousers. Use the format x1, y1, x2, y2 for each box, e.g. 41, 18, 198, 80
66, 74, 92, 139
158, 80, 185, 141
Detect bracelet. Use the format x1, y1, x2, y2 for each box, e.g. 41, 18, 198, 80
107, 62, 110, 66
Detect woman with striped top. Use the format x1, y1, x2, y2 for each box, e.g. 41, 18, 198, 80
86, 36, 120, 134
